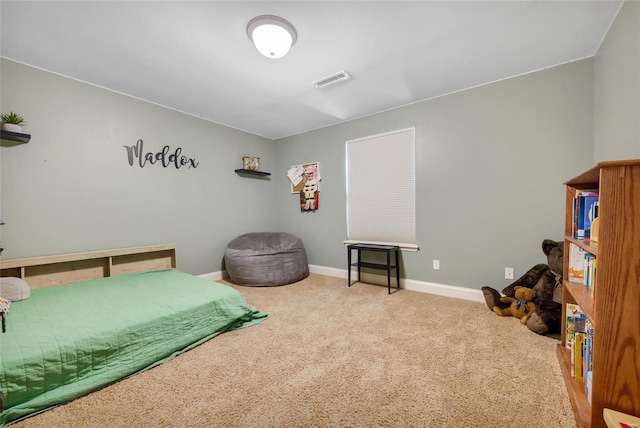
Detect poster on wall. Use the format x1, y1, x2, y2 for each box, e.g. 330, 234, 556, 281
287, 162, 321, 212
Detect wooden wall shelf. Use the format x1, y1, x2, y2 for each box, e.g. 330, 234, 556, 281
234, 169, 271, 177
1, 130, 31, 145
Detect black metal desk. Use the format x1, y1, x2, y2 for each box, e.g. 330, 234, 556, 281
347, 243, 400, 294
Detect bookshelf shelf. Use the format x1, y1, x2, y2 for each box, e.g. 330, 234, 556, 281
567, 237, 598, 255
564, 280, 594, 322
560, 160, 640, 428
557, 345, 592, 428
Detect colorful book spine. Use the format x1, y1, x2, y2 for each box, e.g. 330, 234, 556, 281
583, 321, 594, 385
574, 330, 586, 382
568, 243, 586, 281
572, 316, 588, 382
573, 191, 599, 239
565, 303, 584, 350
582, 195, 599, 239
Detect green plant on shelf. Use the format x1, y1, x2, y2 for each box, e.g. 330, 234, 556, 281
1, 111, 26, 125
1, 111, 27, 133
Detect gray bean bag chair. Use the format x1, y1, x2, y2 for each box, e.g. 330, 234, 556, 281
224, 232, 309, 286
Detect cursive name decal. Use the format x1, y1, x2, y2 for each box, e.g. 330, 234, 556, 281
123, 139, 199, 169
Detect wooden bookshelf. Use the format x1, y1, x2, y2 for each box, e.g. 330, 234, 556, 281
559, 160, 640, 428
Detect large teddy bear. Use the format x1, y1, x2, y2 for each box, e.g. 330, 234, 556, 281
482, 239, 563, 335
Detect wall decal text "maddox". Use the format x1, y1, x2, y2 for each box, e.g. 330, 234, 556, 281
123, 139, 199, 169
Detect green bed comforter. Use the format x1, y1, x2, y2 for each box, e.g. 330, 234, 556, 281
0, 269, 267, 426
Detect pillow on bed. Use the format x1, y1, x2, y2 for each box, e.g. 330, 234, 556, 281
0, 277, 30, 301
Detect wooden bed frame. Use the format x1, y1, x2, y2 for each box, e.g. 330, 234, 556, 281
0, 244, 177, 289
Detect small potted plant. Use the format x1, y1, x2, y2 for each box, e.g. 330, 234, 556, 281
1, 112, 26, 133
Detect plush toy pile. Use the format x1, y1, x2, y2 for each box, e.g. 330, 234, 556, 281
482, 239, 563, 335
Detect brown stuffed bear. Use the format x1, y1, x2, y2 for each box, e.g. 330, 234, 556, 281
492, 286, 536, 324
482, 239, 563, 335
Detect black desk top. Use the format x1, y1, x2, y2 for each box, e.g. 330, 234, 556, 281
347, 243, 399, 251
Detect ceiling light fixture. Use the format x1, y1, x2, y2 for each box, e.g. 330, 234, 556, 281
247, 15, 297, 59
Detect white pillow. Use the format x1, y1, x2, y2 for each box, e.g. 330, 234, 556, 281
0, 277, 30, 301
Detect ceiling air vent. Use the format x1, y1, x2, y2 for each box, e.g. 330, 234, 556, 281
313, 70, 351, 89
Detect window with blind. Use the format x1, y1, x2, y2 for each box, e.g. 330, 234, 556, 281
345, 127, 417, 250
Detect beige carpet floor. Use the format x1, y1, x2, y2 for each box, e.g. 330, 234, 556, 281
12, 273, 576, 427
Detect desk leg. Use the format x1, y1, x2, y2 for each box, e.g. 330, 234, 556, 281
387, 251, 391, 294
395, 249, 400, 290
357, 249, 361, 282
348, 248, 351, 287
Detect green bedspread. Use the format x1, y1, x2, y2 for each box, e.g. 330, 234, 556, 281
0, 269, 267, 426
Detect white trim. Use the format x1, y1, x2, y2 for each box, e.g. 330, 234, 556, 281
345, 126, 415, 145
309, 264, 349, 278
198, 271, 225, 281
401, 278, 485, 302
308, 264, 484, 302
200, 265, 484, 303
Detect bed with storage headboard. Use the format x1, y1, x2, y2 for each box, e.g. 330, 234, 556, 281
0, 244, 267, 427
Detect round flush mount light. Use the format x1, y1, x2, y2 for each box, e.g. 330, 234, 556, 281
247, 15, 297, 59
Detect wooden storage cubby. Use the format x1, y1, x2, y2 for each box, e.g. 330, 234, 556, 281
559, 160, 640, 428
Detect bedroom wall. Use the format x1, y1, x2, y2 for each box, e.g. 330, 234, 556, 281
273, 59, 595, 290
594, 0, 640, 161
0, 59, 277, 275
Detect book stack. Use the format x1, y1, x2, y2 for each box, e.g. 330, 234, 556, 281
573, 191, 599, 240
568, 243, 597, 301
565, 303, 594, 401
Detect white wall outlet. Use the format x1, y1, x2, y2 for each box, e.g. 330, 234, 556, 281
433, 260, 440, 270
505, 267, 514, 280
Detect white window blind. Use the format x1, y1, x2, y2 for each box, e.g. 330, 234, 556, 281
346, 127, 417, 249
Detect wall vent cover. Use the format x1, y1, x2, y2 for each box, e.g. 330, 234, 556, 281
313, 70, 351, 88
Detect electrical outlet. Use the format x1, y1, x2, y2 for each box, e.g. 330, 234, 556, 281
505, 267, 514, 280
433, 260, 440, 270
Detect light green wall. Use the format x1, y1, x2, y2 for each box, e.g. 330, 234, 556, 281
0, 59, 277, 275
5, 17, 631, 290
594, 0, 640, 161
275, 59, 595, 289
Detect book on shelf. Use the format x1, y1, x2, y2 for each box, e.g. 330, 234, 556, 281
573, 191, 599, 239
583, 252, 597, 290
568, 243, 597, 301
582, 195, 599, 239
583, 321, 594, 387
568, 243, 586, 281
565, 303, 585, 351
565, 303, 594, 384
573, 317, 588, 382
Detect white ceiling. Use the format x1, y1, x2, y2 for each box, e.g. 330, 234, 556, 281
0, 1, 623, 140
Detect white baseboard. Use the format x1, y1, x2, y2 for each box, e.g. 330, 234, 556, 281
198, 271, 225, 281
309, 264, 485, 303
199, 265, 485, 303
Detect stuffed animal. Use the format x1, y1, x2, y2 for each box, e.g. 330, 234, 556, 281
492, 286, 536, 324
482, 239, 564, 335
